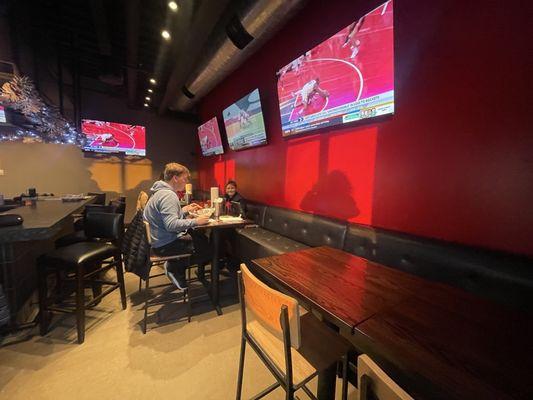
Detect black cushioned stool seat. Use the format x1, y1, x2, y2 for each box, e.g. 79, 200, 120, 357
45, 242, 119, 266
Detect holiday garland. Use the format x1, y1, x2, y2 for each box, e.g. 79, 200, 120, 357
0, 76, 85, 145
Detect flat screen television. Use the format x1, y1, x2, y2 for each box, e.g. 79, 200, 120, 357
0, 106, 6, 123
223, 88, 267, 151
276, 0, 394, 137
198, 117, 224, 156
81, 119, 146, 156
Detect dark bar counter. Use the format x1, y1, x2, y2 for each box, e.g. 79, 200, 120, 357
0, 197, 93, 329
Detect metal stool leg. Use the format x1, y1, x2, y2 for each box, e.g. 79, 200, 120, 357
235, 336, 246, 400
76, 263, 86, 344
114, 253, 127, 310
142, 276, 150, 334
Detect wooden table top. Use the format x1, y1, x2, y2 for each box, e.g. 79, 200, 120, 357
252, 246, 533, 400
252, 246, 425, 329
0, 197, 93, 243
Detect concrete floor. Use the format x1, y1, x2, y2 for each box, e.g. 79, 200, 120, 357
0, 271, 355, 400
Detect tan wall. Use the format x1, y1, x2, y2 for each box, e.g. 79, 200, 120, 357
0, 91, 199, 221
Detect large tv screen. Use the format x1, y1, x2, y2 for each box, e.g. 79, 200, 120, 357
82, 119, 146, 156
276, 0, 394, 137
0, 106, 6, 123
223, 88, 267, 151
198, 117, 224, 156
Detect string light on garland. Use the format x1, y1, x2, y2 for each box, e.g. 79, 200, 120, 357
0, 76, 85, 145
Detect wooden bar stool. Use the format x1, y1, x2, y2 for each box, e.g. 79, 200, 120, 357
236, 263, 351, 400
38, 212, 127, 344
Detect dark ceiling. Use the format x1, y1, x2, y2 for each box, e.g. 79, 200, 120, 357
5, 0, 237, 117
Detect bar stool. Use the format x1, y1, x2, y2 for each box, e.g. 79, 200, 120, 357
142, 221, 192, 334
38, 212, 126, 344
236, 263, 351, 400
56, 204, 118, 248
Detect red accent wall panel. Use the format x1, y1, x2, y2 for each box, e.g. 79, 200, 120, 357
197, 0, 533, 256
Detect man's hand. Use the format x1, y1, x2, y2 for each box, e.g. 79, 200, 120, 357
194, 216, 210, 226
183, 203, 202, 213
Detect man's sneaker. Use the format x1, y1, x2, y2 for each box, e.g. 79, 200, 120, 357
164, 261, 188, 291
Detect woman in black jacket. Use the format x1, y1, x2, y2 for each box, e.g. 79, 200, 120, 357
224, 180, 246, 215
222, 180, 246, 271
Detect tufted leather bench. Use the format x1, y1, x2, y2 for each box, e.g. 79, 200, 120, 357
238, 204, 347, 261
237, 202, 533, 311
372, 230, 533, 310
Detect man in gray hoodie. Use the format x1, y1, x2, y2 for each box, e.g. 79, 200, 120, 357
143, 163, 210, 289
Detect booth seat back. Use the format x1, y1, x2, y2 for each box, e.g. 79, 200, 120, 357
343, 224, 379, 262
372, 230, 533, 310
245, 202, 267, 225
263, 206, 347, 249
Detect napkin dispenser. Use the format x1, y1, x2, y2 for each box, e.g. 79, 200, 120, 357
185, 183, 193, 204
210, 187, 219, 206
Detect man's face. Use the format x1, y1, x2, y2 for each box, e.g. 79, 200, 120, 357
172, 173, 189, 191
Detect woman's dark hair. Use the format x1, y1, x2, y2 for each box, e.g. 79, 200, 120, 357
226, 180, 237, 188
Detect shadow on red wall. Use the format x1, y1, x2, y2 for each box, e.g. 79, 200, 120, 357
300, 170, 360, 220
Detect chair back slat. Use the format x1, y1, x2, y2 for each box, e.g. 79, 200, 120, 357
358, 355, 413, 400
143, 220, 153, 246
240, 264, 301, 349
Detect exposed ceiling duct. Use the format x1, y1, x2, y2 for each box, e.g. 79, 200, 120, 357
168, 0, 307, 112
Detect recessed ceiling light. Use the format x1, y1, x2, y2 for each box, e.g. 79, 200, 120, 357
148, 89, 153, 93
161, 30, 171, 40
168, 1, 178, 12
145, 96, 151, 101
149, 78, 156, 85
144, 103, 149, 107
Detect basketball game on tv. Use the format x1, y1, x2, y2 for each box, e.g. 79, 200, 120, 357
277, 0, 394, 136
198, 117, 224, 156
82, 119, 146, 156
223, 88, 267, 151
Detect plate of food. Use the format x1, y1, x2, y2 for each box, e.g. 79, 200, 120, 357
190, 207, 215, 218
219, 215, 243, 222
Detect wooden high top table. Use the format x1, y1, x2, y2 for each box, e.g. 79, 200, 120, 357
194, 218, 253, 315
252, 246, 533, 400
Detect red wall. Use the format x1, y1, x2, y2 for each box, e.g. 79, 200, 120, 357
197, 0, 533, 256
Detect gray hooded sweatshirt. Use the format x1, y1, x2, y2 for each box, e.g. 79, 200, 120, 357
143, 180, 196, 248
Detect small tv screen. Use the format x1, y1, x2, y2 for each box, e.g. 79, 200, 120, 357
82, 119, 146, 156
223, 88, 267, 151
198, 117, 224, 156
0, 106, 6, 123
276, 0, 394, 137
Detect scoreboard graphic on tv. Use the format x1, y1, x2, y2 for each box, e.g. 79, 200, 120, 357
276, 0, 394, 136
